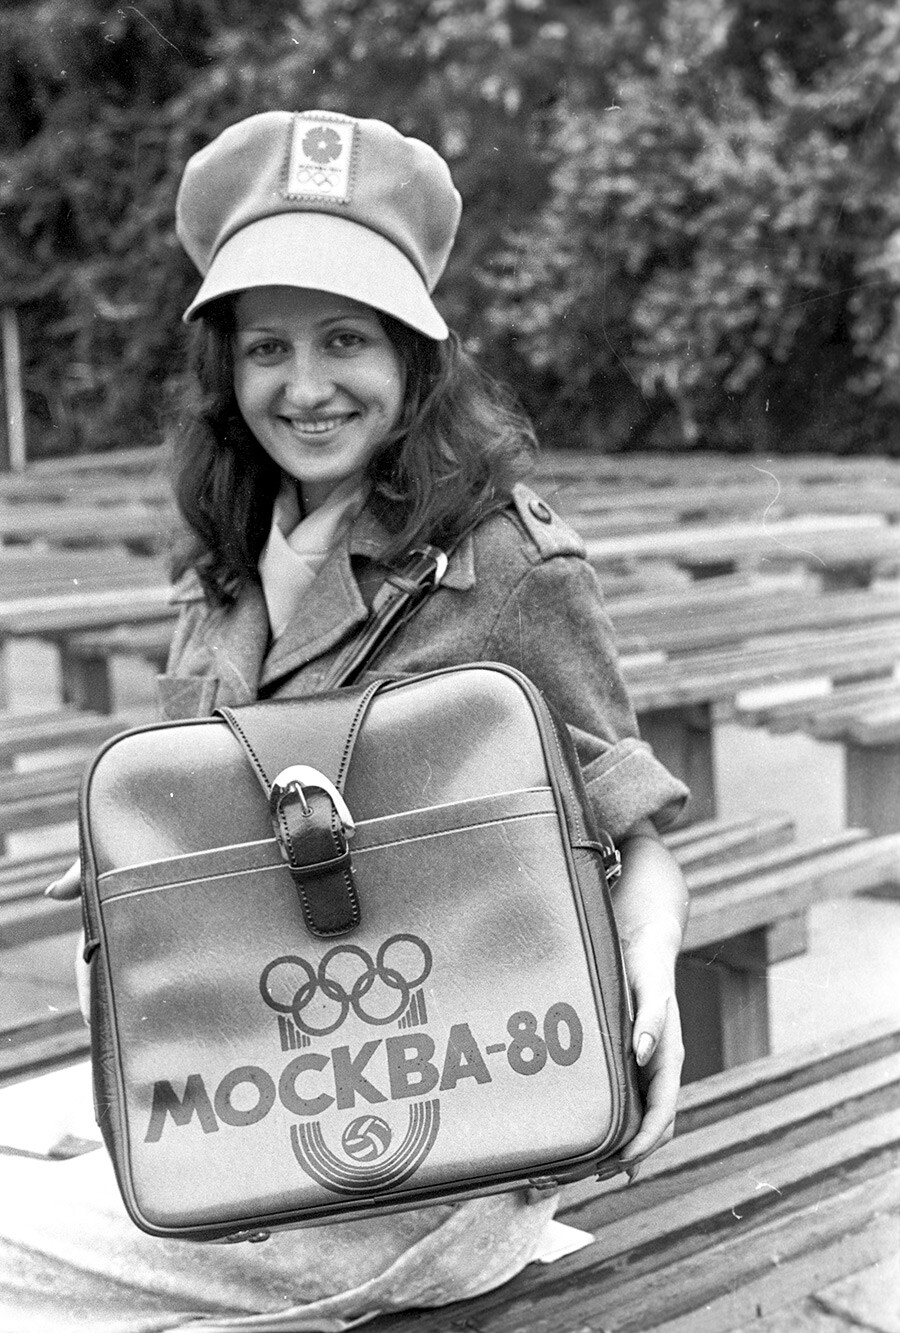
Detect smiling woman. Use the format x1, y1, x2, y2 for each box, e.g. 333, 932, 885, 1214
232, 287, 406, 513
23, 108, 690, 1331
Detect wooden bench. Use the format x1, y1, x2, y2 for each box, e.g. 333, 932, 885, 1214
737, 679, 900, 840
535, 447, 900, 490
619, 618, 900, 823
47, 578, 900, 808
5, 809, 899, 1090
0, 601, 175, 712
2, 1019, 895, 1330
0, 707, 144, 914
559, 476, 900, 525
609, 582, 900, 657
61, 620, 174, 712
0, 501, 171, 551
0, 547, 167, 598
581, 516, 900, 589
354, 1017, 900, 1333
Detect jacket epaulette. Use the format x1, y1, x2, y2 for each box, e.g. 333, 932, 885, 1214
510, 482, 586, 560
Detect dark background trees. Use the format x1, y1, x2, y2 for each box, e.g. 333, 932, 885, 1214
2, 0, 899, 457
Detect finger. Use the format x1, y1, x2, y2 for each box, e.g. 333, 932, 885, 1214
45, 859, 82, 900
632, 993, 670, 1067
75, 934, 91, 1028
621, 1043, 682, 1160
619, 1110, 676, 1165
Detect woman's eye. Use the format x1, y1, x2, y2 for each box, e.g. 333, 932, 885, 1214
243, 339, 285, 361
329, 330, 367, 352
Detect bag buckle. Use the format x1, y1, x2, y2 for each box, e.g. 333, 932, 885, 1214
573, 832, 622, 888
269, 766, 356, 845
269, 766, 361, 936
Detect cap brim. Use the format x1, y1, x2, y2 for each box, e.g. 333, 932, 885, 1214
183, 212, 449, 340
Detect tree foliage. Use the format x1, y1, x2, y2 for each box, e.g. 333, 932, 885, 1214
1, 0, 899, 455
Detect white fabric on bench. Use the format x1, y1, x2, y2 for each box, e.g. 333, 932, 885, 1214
0, 1063, 561, 1333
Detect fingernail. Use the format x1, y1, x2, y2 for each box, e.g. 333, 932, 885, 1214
625, 1164, 641, 1185
44, 881, 58, 898
636, 1033, 654, 1066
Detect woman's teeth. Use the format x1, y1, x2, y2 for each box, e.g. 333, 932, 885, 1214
284, 416, 351, 435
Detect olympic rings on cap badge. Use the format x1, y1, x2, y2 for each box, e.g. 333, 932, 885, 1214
259, 934, 433, 1038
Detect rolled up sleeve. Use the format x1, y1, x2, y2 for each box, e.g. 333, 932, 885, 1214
482, 555, 689, 839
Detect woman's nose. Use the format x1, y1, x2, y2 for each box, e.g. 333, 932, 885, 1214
279, 348, 334, 407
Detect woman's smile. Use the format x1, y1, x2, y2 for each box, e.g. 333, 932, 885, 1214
279, 412, 358, 438
233, 286, 406, 511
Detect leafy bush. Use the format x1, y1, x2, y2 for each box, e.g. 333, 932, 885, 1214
2, 0, 899, 456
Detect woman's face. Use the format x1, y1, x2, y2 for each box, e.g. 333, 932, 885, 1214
233, 286, 406, 512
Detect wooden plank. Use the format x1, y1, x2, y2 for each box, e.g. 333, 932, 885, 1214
0, 600, 174, 637
584, 513, 895, 564
0, 709, 142, 763
683, 832, 900, 949
0, 896, 80, 947
625, 622, 900, 710
0, 760, 84, 835
564, 479, 900, 521
736, 677, 900, 733
613, 587, 900, 657
373, 1162, 900, 1332
0, 850, 78, 903
66, 619, 174, 664
0, 1005, 88, 1085
666, 813, 796, 868
0, 502, 169, 547
676, 1017, 900, 1132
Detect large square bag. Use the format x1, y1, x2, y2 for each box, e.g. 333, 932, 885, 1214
79, 661, 642, 1241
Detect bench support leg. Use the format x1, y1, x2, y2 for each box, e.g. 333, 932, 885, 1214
0, 644, 9, 712
58, 647, 113, 714
639, 704, 715, 824
677, 947, 771, 1082
846, 741, 900, 837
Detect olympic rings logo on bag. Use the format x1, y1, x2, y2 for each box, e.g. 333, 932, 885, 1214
259, 934, 433, 1037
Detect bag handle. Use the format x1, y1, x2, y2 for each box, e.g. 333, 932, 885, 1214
217, 681, 382, 937
215, 524, 477, 936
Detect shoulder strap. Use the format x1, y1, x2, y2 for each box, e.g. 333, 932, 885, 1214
321, 500, 510, 690
320, 544, 448, 690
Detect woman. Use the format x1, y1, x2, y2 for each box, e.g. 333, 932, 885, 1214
26, 109, 689, 1331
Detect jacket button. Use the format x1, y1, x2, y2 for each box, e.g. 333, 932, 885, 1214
529, 499, 552, 524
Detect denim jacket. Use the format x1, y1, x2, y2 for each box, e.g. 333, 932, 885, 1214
159, 483, 688, 841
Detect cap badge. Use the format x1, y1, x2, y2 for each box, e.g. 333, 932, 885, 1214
286, 114, 355, 202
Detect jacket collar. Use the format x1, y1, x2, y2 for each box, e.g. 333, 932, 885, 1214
170, 502, 479, 697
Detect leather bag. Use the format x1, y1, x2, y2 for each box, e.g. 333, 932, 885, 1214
80, 662, 642, 1242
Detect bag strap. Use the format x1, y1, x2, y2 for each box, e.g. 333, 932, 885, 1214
320, 543, 448, 690
321, 501, 509, 690
217, 681, 382, 938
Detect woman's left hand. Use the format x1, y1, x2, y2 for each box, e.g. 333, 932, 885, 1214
608, 824, 689, 1179
616, 930, 684, 1175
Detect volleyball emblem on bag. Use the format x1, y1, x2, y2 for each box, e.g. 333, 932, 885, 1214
342, 1115, 392, 1162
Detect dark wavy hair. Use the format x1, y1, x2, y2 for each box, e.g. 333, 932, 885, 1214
168, 297, 537, 606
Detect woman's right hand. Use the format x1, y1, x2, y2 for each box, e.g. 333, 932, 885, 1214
45, 860, 91, 1025
45, 858, 82, 900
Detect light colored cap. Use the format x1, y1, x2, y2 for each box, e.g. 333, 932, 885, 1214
176, 110, 461, 339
